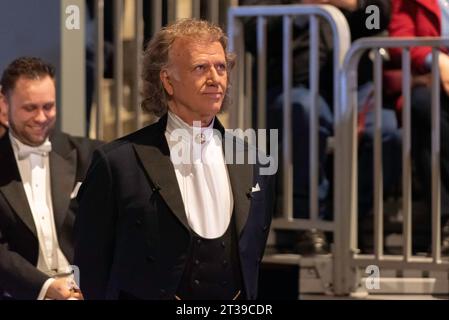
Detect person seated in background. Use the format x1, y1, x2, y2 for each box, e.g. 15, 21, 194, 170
243, 0, 400, 254
0, 57, 102, 299
388, 0, 449, 254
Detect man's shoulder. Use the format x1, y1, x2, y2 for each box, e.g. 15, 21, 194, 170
52, 131, 103, 155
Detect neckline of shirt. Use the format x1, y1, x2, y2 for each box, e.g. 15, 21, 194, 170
9, 131, 51, 156
165, 111, 216, 145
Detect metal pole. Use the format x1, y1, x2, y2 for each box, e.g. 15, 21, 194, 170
192, 0, 201, 19
167, 0, 176, 23
256, 16, 267, 152
309, 14, 320, 222
207, 0, 219, 24
283, 15, 293, 220
134, 0, 143, 129
373, 49, 384, 259
152, 0, 163, 33
95, 0, 104, 140
402, 48, 412, 261
226, 9, 238, 129
431, 48, 441, 263
113, 0, 123, 138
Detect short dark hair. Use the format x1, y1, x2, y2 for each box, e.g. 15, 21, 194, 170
0, 57, 56, 97
141, 18, 236, 116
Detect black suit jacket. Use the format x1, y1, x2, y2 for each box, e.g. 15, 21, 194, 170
74, 115, 275, 300
0, 131, 101, 299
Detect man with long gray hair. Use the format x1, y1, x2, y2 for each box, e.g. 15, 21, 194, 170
74, 19, 275, 300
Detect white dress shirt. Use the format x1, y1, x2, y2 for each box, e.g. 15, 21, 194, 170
165, 111, 233, 239
9, 132, 70, 299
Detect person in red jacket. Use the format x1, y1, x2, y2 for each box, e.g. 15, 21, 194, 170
389, 0, 449, 254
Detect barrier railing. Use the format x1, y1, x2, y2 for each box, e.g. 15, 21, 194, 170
227, 4, 350, 232
227, 4, 352, 295
339, 37, 449, 295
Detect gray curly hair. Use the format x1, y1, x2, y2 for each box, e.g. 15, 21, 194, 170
141, 18, 236, 116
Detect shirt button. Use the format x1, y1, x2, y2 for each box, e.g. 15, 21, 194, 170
196, 239, 202, 245
221, 241, 226, 248
194, 279, 200, 286
194, 259, 200, 265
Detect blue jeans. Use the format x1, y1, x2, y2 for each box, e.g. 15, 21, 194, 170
357, 82, 402, 217
411, 85, 449, 219
268, 86, 333, 219
269, 84, 402, 220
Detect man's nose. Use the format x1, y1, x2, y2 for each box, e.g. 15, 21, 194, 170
34, 109, 47, 123
207, 67, 220, 84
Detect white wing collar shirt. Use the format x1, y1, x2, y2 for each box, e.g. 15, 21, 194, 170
9, 132, 70, 299
165, 111, 233, 239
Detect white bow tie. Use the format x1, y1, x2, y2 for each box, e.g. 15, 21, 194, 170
18, 141, 52, 160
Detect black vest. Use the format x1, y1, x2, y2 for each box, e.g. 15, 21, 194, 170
176, 216, 244, 300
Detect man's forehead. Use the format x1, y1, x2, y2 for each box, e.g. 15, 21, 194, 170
169, 38, 225, 60
12, 76, 54, 90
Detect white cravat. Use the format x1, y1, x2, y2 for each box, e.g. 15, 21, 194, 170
165, 111, 233, 239
9, 132, 70, 298
17, 140, 52, 160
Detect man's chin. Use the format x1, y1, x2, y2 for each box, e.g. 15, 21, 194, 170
207, 104, 222, 115
26, 135, 49, 146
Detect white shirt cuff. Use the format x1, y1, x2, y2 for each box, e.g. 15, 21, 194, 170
37, 278, 55, 300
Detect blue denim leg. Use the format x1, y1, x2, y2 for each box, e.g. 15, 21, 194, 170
269, 86, 333, 219
358, 108, 402, 218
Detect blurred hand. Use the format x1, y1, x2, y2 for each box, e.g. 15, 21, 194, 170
439, 53, 449, 96
301, 0, 358, 11
412, 73, 432, 88
45, 277, 84, 300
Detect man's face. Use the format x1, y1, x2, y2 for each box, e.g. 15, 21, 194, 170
161, 38, 228, 126
6, 75, 56, 146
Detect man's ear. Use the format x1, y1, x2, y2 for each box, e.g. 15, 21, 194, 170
0, 93, 9, 127
160, 69, 174, 96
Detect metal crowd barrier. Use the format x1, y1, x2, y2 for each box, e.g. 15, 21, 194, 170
227, 4, 352, 296
339, 37, 449, 295
227, 4, 350, 234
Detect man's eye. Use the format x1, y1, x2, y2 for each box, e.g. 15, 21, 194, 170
195, 65, 206, 71
216, 64, 226, 72
43, 104, 54, 111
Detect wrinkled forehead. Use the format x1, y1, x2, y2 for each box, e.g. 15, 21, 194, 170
168, 37, 225, 63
